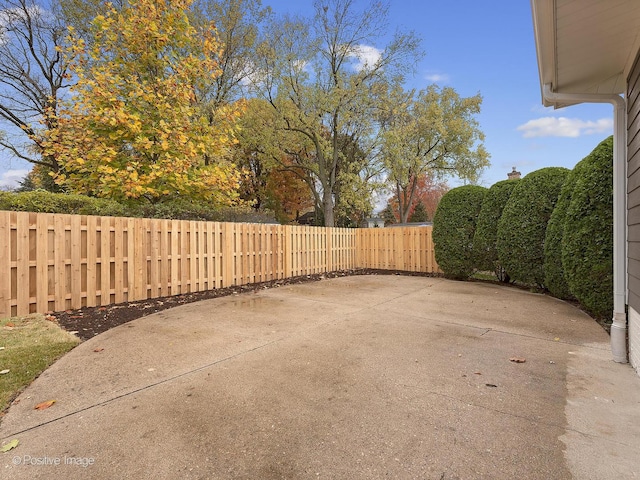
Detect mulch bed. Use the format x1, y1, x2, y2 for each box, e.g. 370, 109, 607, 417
54, 269, 442, 341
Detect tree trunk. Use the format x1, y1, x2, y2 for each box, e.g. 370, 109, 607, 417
322, 187, 335, 227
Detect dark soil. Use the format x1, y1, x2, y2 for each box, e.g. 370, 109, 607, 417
54, 269, 442, 341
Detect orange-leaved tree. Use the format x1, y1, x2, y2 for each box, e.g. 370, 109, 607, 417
44, 0, 244, 204
387, 173, 449, 223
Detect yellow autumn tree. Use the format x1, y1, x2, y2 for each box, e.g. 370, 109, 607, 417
45, 0, 243, 204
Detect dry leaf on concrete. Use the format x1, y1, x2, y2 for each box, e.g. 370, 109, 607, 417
34, 400, 56, 410
1, 439, 19, 452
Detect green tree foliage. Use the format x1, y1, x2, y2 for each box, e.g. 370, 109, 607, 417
251, 0, 422, 226
472, 179, 519, 279
380, 84, 489, 223
46, 0, 243, 205
496, 167, 569, 287
409, 201, 428, 222
432, 185, 487, 279
562, 136, 613, 319
381, 203, 397, 225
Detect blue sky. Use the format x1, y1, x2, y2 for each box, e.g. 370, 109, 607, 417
262, 0, 613, 190
0, 0, 614, 193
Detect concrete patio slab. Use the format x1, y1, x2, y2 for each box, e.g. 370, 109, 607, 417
1, 275, 639, 479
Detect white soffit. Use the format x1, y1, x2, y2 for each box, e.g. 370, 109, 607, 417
532, 0, 640, 106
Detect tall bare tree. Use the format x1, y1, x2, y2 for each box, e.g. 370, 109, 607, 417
0, 0, 70, 174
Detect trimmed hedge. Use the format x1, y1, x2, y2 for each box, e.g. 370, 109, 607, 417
0, 190, 126, 216
0, 191, 278, 223
543, 162, 587, 300
128, 198, 277, 223
472, 179, 520, 279
562, 136, 613, 319
496, 167, 569, 287
432, 185, 487, 279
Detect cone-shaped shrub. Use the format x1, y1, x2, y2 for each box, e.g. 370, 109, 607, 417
496, 167, 569, 287
433, 185, 487, 279
473, 179, 520, 279
562, 136, 613, 319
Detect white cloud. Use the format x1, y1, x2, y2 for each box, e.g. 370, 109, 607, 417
348, 44, 382, 72
425, 73, 450, 83
517, 117, 613, 138
0, 169, 29, 190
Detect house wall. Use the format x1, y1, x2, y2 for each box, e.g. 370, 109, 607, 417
627, 48, 640, 372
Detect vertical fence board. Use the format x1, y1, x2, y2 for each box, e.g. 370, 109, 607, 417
222, 223, 233, 287
15, 213, 29, 315
86, 216, 97, 307
159, 219, 168, 297
69, 215, 82, 308
214, 222, 222, 288
169, 220, 178, 295
36, 214, 49, 313
0, 211, 10, 317
53, 215, 66, 312
99, 217, 110, 305
113, 217, 124, 304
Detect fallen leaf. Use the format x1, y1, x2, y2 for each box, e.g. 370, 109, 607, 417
0, 369, 9, 375
93, 348, 104, 353
554, 337, 560, 341
34, 400, 56, 410
1, 439, 19, 452
474, 372, 482, 375
510, 357, 526, 363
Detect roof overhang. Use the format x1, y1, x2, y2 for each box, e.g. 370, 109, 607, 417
531, 0, 640, 108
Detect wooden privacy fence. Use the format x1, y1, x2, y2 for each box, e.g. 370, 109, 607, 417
0, 211, 440, 317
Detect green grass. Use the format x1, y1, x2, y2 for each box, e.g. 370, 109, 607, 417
0, 314, 79, 413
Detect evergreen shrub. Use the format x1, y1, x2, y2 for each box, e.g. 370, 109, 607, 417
562, 136, 613, 319
473, 179, 519, 280
496, 167, 569, 287
432, 185, 487, 279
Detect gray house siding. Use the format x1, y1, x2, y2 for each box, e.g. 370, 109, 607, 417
628, 48, 640, 369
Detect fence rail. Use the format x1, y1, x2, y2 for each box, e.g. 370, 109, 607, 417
0, 211, 439, 317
